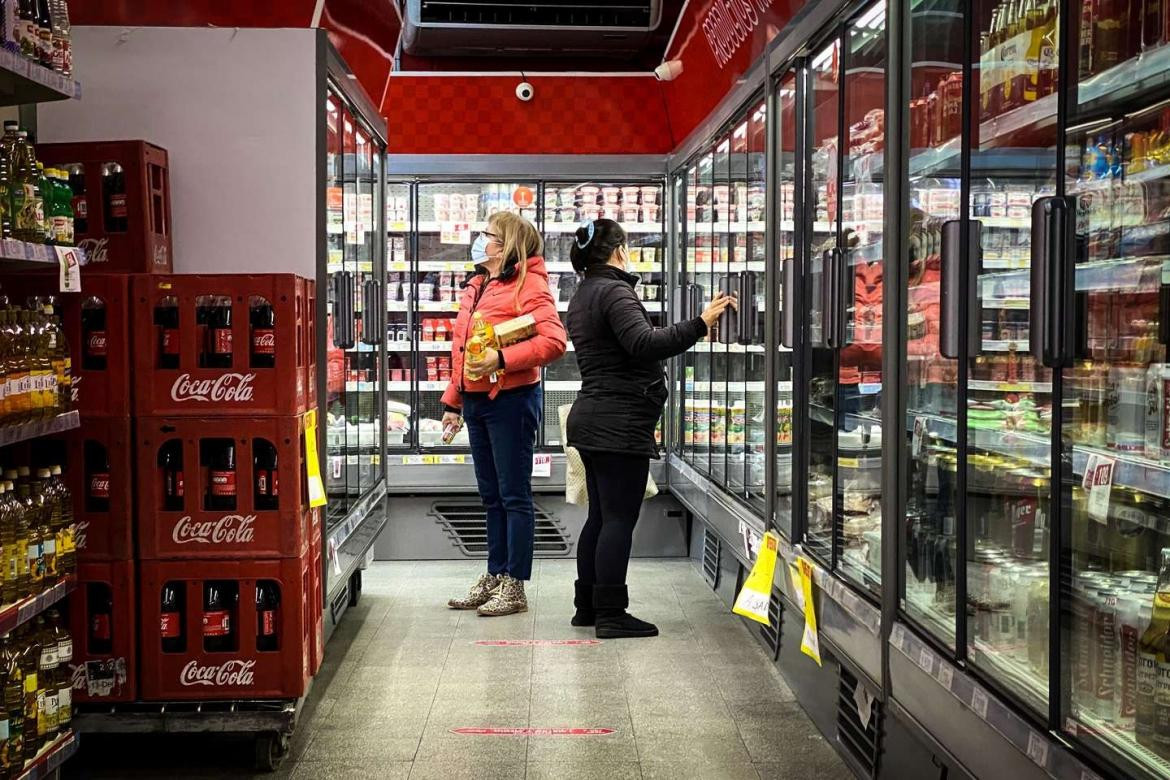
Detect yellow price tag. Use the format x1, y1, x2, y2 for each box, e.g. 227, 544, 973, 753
791, 557, 821, 666
838, 457, 859, 468
303, 410, 327, 508
732, 531, 780, 625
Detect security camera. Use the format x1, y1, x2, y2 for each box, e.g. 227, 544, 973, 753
515, 81, 534, 102
654, 60, 683, 82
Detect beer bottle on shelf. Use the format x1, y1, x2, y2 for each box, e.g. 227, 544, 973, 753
87, 582, 113, 656
18, 0, 36, 62
155, 297, 180, 369
255, 581, 280, 652
202, 299, 233, 370
48, 0, 70, 75
159, 440, 185, 512
101, 162, 127, 233
66, 164, 85, 236
33, 617, 56, 745
33, 0, 50, 68
79, 296, 107, 372
46, 610, 68, 733
160, 582, 184, 653
84, 442, 110, 515
0, 634, 22, 775
1139, 548, 1170, 750
49, 466, 72, 577
18, 625, 39, 760
254, 440, 278, 512
202, 581, 235, 653
206, 440, 237, 512
249, 299, 275, 369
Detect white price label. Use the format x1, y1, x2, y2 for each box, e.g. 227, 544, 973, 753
971, 687, 989, 720
911, 417, 927, 458
1086, 454, 1115, 524
440, 222, 471, 245
918, 647, 934, 675
938, 664, 953, 691
56, 246, 81, 293
1025, 731, 1049, 767
532, 453, 552, 478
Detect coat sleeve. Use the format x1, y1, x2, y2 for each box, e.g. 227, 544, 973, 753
499, 275, 567, 371
440, 285, 474, 411
605, 285, 707, 361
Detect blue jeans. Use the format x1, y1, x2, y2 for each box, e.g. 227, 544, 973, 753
462, 383, 542, 581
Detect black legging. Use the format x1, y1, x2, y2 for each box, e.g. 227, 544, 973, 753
576, 449, 650, 586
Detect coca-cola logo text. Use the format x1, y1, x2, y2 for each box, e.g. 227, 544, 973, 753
78, 237, 109, 265
172, 515, 256, 545
170, 373, 256, 403
253, 331, 275, 349
179, 659, 256, 687
87, 332, 108, 353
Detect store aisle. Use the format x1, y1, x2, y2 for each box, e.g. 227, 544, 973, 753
74, 559, 850, 780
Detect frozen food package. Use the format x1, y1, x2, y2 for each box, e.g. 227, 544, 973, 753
495, 314, 537, 346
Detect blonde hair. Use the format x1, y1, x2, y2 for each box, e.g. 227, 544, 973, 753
489, 212, 543, 312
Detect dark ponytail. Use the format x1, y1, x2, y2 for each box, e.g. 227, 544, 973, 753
569, 218, 626, 273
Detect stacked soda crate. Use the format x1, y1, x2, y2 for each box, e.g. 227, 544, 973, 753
130, 273, 323, 701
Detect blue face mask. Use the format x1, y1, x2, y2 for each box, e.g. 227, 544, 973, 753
471, 233, 492, 265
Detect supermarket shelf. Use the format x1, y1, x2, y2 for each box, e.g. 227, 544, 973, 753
1071, 708, 1170, 780
557, 300, 662, 312
412, 260, 476, 272
1126, 161, 1170, 185
691, 342, 766, 353
417, 220, 490, 233
387, 301, 460, 313
545, 222, 664, 234
981, 297, 1030, 310
16, 729, 77, 780
685, 381, 768, 393
390, 341, 450, 353
980, 256, 1170, 296
978, 92, 1058, 147
419, 381, 448, 392
0, 240, 87, 274
0, 48, 80, 106
0, 410, 80, 448
968, 380, 1051, 393
0, 575, 75, 637
545, 380, 581, 391
545, 261, 662, 274
981, 340, 1028, 353
1076, 41, 1170, 115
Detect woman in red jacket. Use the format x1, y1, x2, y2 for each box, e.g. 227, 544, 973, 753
443, 212, 566, 616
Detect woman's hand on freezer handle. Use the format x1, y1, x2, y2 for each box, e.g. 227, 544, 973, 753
700, 291, 736, 330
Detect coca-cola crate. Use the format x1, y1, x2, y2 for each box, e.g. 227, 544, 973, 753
38, 141, 172, 274
131, 274, 316, 417
135, 415, 312, 560
0, 273, 134, 416
309, 522, 323, 676
37, 415, 134, 562
69, 560, 137, 703
139, 556, 312, 700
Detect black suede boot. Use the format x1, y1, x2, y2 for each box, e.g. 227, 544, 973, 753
571, 580, 595, 627
593, 584, 658, 639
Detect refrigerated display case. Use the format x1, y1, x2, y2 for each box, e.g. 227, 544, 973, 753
385, 181, 413, 450
320, 47, 387, 636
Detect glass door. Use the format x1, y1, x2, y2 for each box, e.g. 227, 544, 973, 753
386, 181, 413, 450
712, 134, 733, 486
805, 35, 842, 564
694, 155, 717, 473
965, 0, 1059, 714
776, 74, 798, 538
744, 100, 768, 509
837, 1, 887, 591
414, 182, 537, 450
353, 127, 383, 499
540, 180, 666, 449
1060, 0, 1170, 774
324, 91, 351, 519
903, 0, 964, 648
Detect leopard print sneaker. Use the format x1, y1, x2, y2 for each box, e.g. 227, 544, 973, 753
477, 575, 527, 617
447, 573, 501, 610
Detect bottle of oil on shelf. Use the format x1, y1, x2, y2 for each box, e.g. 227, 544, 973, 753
17, 624, 39, 761
0, 633, 23, 775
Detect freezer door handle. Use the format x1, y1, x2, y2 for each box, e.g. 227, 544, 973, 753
825, 248, 845, 350
361, 278, 383, 346
738, 271, 759, 345
331, 271, 355, 349
939, 220, 983, 360
1029, 196, 1074, 368
717, 274, 740, 345
781, 253, 795, 349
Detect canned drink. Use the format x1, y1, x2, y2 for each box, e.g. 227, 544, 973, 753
1026, 570, 1049, 676
1118, 593, 1144, 731
441, 419, 461, 444
1093, 588, 1122, 722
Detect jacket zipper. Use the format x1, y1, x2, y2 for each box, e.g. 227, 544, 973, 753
458, 275, 494, 394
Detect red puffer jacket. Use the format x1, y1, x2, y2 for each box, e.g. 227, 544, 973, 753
441, 255, 566, 410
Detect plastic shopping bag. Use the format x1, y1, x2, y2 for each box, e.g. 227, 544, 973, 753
557, 404, 657, 504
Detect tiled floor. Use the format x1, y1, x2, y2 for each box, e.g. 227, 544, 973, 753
71, 559, 851, 779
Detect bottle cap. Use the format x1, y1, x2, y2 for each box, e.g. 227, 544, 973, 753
3, 121, 16, 129
36, 468, 51, 479
2, 470, 15, 481
50, 465, 61, 476
16, 466, 29, 477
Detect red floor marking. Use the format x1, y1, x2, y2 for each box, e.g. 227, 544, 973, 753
473, 639, 601, 647
451, 727, 615, 737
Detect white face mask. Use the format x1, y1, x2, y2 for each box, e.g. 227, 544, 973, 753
471, 233, 492, 265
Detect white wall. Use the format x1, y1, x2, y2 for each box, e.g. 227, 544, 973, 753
38, 27, 319, 275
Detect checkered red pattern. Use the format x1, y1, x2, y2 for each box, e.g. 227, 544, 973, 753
384, 75, 674, 154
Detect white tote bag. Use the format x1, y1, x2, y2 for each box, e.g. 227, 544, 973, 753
557, 404, 658, 506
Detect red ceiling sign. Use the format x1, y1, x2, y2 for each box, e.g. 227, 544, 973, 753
662, 0, 807, 145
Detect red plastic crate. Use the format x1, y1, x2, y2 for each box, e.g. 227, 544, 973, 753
39, 415, 134, 562
138, 556, 312, 701
131, 274, 316, 417
135, 416, 311, 560
308, 519, 323, 676
69, 560, 137, 703
0, 273, 135, 416
38, 141, 172, 274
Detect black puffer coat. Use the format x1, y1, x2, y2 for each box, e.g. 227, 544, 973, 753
565, 265, 707, 458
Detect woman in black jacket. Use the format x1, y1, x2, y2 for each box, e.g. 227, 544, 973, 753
566, 219, 733, 639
